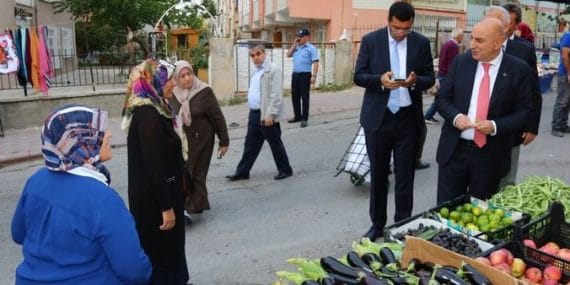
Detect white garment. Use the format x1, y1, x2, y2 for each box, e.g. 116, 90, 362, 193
387, 30, 412, 107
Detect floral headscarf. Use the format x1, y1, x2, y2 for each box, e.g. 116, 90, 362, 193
41, 104, 111, 184
121, 58, 188, 160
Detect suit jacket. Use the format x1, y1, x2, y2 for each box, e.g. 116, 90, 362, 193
259, 61, 285, 121
436, 52, 533, 177
354, 28, 435, 132
506, 37, 542, 144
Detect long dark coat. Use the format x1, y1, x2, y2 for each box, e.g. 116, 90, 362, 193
170, 87, 229, 213
127, 105, 188, 277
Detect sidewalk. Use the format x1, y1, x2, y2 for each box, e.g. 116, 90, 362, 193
0, 86, 368, 166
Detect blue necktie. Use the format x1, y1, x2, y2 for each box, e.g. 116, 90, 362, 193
388, 41, 400, 114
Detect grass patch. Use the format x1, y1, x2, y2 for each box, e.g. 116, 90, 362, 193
219, 95, 247, 106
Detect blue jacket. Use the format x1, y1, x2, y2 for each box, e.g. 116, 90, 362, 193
11, 168, 151, 285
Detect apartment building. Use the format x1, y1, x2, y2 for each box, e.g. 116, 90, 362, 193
237, 0, 467, 43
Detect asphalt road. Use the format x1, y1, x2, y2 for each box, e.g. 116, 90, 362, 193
1, 87, 569, 284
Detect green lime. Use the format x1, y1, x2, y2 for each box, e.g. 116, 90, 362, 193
488, 213, 501, 222
439, 207, 450, 218
455, 205, 464, 212
472, 207, 484, 217
494, 208, 505, 218
489, 220, 499, 230
449, 211, 461, 222
485, 209, 494, 216
466, 223, 479, 232
463, 203, 474, 212
461, 213, 473, 224
501, 217, 513, 226
479, 223, 491, 232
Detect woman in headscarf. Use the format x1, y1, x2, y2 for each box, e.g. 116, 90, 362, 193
11, 104, 151, 284
122, 59, 190, 284
169, 60, 229, 221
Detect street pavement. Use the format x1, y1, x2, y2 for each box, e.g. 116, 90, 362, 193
0, 86, 365, 165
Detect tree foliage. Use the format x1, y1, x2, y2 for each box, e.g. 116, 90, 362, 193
52, 0, 218, 53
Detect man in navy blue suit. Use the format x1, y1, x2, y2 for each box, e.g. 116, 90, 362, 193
354, 1, 435, 241
436, 18, 532, 204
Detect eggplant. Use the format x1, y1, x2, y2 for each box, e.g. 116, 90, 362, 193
391, 276, 411, 285
360, 275, 390, 285
420, 261, 435, 272
302, 281, 320, 285
462, 263, 492, 285
327, 273, 361, 285
320, 277, 335, 285
434, 268, 468, 285
320, 256, 361, 279
347, 251, 373, 272
361, 253, 383, 271
406, 258, 422, 273
442, 265, 459, 274
379, 247, 398, 265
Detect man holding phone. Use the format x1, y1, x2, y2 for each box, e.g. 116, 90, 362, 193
287, 28, 319, 128
354, 2, 435, 241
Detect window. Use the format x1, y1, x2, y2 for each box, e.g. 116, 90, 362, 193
46, 26, 61, 69
16, 0, 33, 7
61, 28, 73, 58
177, 35, 188, 48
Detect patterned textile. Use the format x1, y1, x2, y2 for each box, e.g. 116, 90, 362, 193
41, 105, 111, 183
0, 31, 19, 74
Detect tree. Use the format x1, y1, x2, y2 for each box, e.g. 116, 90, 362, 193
52, 0, 216, 54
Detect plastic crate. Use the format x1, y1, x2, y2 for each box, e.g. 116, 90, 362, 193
514, 202, 570, 278
430, 195, 530, 244
479, 241, 570, 283
383, 211, 436, 242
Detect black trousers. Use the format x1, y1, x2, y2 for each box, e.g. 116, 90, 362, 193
437, 140, 502, 205
235, 110, 293, 175
291, 72, 311, 121
364, 107, 418, 229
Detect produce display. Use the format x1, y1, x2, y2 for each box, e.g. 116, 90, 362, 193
391, 222, 441, 242
428, 228, 484, 258
274, 238, 496, 285
438, 202, 514, 233
490, 176, 570, 221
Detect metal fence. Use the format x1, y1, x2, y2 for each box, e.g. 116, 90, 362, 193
234, 42, 337, 93
0, 52, 144, 92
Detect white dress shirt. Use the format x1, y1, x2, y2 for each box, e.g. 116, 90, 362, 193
388, 30, 412, 107
458, 51, 503, 140
247, 62, 265, 110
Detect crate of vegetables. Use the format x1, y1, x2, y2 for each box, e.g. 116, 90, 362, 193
476, 241, 569, 284
431, 194, 528, 244
514, 202, 570, 280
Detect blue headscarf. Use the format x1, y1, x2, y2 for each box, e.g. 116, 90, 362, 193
41, 104, 111, 184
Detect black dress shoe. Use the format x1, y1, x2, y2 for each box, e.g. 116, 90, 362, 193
363, 226, 383, 241
300, 121, 308, 128
288, 118, 301, 123
274, 172, 292, 180
415, 160, 430, 170
225, 173, 250, 181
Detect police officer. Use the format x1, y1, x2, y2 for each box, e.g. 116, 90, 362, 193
286, 28, 320, 128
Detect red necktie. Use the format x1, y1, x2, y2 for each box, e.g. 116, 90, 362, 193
474, 63, 491, 148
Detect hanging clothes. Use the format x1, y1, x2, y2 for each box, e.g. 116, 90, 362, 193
13, 29, 28, 91
25, 28, 32, 84
18, 28, 29, 86
0, 31, 20, 74
37, 26, 53, 95
29, 27, 40, 91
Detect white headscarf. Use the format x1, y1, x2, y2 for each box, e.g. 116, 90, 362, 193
172, 60, 209, 127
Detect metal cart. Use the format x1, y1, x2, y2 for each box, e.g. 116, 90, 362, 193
335, 126, 370, 186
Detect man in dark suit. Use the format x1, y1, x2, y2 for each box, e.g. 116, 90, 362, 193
436, 18, 532, 204
354, 1, 435, 241
485, 5, 541, 188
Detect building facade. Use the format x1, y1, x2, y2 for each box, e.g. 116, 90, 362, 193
237, 0, 467, 43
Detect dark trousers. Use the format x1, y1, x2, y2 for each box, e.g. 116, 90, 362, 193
365, 107, 418, 229
416, 118, 427, 162
235, 110, 292, 175
437, 140, 502, 205
291, 72, 311, 121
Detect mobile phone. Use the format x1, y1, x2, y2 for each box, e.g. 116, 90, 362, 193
394, 78, 405, 82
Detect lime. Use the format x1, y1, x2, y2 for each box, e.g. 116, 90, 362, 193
449, 211, 461, 222
455, 205, 464, 212
494, 208, 505, 218
472, 207, 484, 217
488, 213, 501, 222
463, 203, 474, 212
489, 220, 499, 230
461, 213, 473, 224
501, 217, 513, 226
479, 223, 491, 232
439, 207, 450, 218
477, 216, 489, 226
458, 221, 465, 227
466, 223, 479, 232
485, 209, 494, 216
